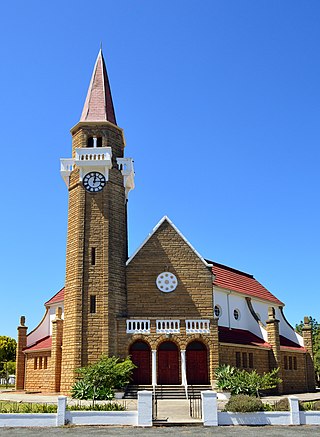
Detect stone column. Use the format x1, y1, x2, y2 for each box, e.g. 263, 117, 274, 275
15, 316, 27, 390
181, 350, 187, 386
266, 306, 283, 394
151, 350, 157, 386
302, 316, 316, 391
210, 318, 219, 387
50, 307, 64, 392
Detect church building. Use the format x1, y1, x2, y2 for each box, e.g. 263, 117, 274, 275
16, 50, 315, 395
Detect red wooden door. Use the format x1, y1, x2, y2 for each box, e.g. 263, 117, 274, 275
158, 342, 180, 385
130, 342, 151, 385
186, 341, 208, 385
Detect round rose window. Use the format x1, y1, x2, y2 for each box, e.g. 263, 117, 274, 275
156, 272, 178, 292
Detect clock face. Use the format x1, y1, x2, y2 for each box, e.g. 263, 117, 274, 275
83, 172, 106, 193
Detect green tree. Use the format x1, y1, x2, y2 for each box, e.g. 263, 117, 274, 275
0, 336, 17, 385
0, 336, 16, 363
71, 355, 136, 404
296, 316, 320, 386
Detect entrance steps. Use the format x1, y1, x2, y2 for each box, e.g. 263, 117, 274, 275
124, 384, 212, 399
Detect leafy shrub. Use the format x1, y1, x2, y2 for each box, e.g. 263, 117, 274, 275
273, 398, 289, 411
299, 401, 313, 411
71, 380, 115, 401
215, 365, 282, 397
71, 355, 136, 402
225, 394, 265, 412
299, 401, 320, 411
215, 365, 237, 391
0, 401, 57, 413
67, 402, 125, 411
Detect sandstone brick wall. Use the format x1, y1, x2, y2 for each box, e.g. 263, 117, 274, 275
60, 123, 127, 394
123, 219, 219, 383
280, 350, 308, 393
126, 220, 214, 318
24, 352, 51, 392
219, 344, 270, 374
219, 344, 310, 393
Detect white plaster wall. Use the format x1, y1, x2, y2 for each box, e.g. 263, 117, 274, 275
275, 307, 304, 346
27, 310, 50, 347
214, 289, 265, 339
214, 288, 303, 346
66, 411, 138, 426
251, 300, 269, 325
213, 290, 229, 327
27, 303, 64, 346
49, 303, 65, 335
0, 414, 57, 427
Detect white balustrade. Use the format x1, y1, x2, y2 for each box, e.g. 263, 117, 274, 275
126, 320, 150, 334
75, 147, 112, 165
60, 158, 75, 173
156, 320, 180, 333
185, 319, 210, 334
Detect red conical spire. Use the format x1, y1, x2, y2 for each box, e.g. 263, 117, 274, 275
80, 49, 117, 125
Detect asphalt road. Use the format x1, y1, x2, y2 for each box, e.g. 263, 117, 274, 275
0, 426, 319, 436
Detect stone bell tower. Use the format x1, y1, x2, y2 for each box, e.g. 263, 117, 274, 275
60, 50, 134, 393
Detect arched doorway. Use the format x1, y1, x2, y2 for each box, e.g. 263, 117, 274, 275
186, 341, 209, 384
129, 341, 151, 385
157, 341, 180, 385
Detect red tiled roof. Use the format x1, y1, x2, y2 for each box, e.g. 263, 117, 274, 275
218, 326, 271, 348
210, 261, 284, 305
24, 336, 52, 352
280, 335, 305, 351
45, 288, 64, 306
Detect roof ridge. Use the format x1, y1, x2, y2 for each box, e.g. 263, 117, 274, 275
206, 259, 254, 279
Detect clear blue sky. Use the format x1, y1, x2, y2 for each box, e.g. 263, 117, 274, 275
1, 1, 319, 339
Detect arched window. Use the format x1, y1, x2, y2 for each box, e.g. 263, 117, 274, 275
214, 305, 222, 318
87, 137, 94, 147
87, 137, 102, 147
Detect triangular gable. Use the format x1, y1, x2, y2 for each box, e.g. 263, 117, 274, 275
126, 216, 212, 269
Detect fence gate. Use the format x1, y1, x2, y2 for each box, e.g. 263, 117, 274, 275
189, 394, 202, 419
152, 393, 158, 420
